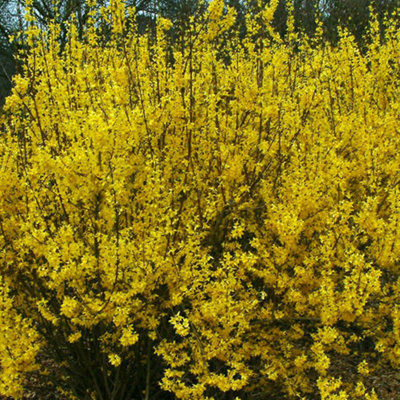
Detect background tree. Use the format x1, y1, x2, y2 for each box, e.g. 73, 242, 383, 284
0, 0, 17, 106
319, 0, 398, 44
293, 0, 319, 36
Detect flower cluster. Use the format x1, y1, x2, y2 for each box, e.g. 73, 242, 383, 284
1, 1, 400, 398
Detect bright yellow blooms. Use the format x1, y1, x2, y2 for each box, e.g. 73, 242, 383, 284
1, 0, 400, 398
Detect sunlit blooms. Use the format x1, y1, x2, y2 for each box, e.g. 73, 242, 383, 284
1, 0, 400, 398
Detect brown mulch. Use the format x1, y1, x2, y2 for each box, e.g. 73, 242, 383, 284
2, 354, 400, 399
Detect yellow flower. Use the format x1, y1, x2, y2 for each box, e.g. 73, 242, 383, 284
108, 353, 121, 367
67, 332, 82, 343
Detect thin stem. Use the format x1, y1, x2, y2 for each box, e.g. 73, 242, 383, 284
145, 337, 152, 400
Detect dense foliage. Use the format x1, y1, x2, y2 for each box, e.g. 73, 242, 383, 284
1, 0, 400, 399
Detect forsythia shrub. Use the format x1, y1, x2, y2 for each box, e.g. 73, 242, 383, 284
1, 0, 400, 398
